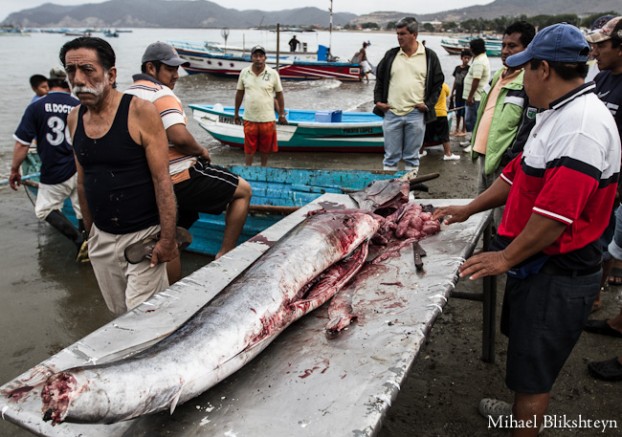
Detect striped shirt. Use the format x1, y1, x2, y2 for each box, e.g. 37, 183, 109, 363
499, 83, 620, 261
125, 74, 194, 183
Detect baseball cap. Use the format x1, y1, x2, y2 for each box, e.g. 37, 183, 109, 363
506, 23, 589, 68
586, 16, 622, 43
141, 42, 190, 67
251, 45, 266, 55
49, 67, 67, 80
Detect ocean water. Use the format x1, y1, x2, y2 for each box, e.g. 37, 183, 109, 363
0, 28, 502, 175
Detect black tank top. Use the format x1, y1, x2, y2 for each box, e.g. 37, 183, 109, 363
73, 94, 159, 234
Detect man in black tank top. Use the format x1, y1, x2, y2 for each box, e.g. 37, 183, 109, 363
60, 37, 178, 315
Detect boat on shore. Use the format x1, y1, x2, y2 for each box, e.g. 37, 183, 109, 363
190, 104, 384, 153
440, 37, 501, 57
170, 40, 362, 81
19, 154, 402, 256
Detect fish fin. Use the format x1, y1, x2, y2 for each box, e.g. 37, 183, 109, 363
169, 387, 184, 415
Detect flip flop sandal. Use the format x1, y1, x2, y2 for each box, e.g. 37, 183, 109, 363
588, 357, 622, 381
124, 227, 192, 264
607, 267, 622, 286
583, 319, 622, 338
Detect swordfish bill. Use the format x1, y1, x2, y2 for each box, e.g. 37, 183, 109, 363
41, 210, 380, 424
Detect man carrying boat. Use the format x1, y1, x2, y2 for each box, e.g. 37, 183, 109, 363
373, 16, 444, 180
60, 37, 178, 315
126, 41, 251, 273
234, 45, 287, 167
10, 67, 87, 261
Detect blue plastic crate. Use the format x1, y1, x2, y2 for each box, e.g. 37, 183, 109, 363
314, 110, 342, 122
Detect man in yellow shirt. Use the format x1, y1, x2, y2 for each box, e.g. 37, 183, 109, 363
235, 45, 287, 167
373, 17, 444, 179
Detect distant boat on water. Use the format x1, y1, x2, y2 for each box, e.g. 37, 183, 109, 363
440, 37, 501, 57
103, 29, 119, 37
0, 26, 29, 36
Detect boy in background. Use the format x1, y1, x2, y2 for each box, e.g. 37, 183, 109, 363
450, 49, 471, 137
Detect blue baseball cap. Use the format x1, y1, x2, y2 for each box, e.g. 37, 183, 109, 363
506, 23, 589, 68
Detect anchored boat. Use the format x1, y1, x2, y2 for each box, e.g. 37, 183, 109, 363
190, 104, 384, 153
170, 40, 362, 81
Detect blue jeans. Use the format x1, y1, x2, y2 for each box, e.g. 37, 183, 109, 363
465, 101, 480, 133
382, 110, 425, 169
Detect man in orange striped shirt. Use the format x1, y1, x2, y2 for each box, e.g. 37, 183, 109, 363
126, 42, 251, 278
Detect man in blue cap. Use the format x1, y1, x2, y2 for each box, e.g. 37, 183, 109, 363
433, 23, 620, 435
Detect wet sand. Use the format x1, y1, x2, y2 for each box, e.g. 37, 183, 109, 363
1, 140, 620, 436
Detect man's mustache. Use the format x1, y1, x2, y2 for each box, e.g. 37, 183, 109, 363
73, 86, 99, 94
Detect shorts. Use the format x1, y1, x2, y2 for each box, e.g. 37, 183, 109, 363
501, 269, 599, 393
88, 223, 169, 315
174, 159, 239, 229
35, 173, 82, 220
454, 96, 466, 119
243, 120, 278, 154
423, 116, 449, 146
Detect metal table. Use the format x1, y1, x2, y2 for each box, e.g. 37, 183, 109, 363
0, 194, 491, 436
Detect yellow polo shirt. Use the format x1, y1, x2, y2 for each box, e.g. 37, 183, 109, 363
387, 42, 427, 116
236, 65, 283, 122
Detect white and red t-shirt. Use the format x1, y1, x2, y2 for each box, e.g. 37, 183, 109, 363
498, 83, 620, 265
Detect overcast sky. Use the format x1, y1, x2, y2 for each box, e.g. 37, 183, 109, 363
2, 0, 493, 22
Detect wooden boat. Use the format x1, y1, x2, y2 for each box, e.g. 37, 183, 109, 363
190, 104, 384, 152
170, 40, 362, 81
19, 154, 403, 256
440, 37, 501, 57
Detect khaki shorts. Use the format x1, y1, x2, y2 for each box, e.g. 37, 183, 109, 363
88, 224, 169, 315
35, 173, 82, 220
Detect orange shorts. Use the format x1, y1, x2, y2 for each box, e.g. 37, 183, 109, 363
243, 120, 278, 154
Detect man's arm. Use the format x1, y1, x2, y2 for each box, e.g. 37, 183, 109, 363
9, 141, 30, 190
67, 107, 93, 234
234, 89, 244, 124
275, 91, 287, 125
433, 176, 511, 225
422, 50, 444, 113
166, 124, 211, 162
130, 98, 178, 266
467, 78, 480, 105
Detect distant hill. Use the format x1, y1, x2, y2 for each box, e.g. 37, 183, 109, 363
3, 0, 620, 28
354, 0, 620, 25
418, 0, 621, 21
1, 0, 356, 28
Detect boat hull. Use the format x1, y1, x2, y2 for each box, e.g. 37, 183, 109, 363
191, 104, 384, 152
172, 42, 361, 81
21, 155, 401, 257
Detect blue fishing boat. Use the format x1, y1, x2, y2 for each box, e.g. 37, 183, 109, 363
18, 155, 402, 256
191, 104, 385, 153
